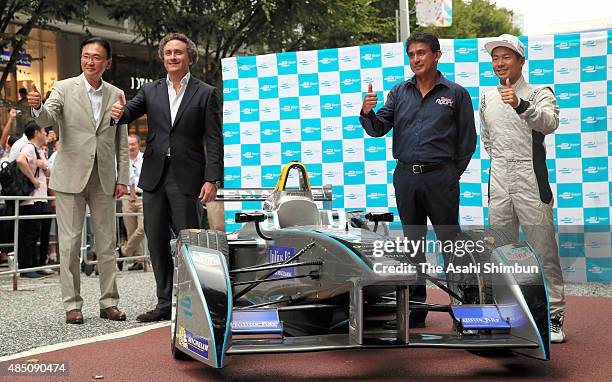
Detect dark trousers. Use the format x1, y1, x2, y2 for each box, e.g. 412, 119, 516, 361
393, 164, 460, 323
17, 202, 44, 270
143, 158, 200, 312
38, 202, 53, 266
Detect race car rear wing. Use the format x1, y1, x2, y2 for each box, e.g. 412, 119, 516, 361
216, 185, 333, 207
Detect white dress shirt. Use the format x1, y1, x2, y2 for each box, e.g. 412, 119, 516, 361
129, 151, 144, 193
83, 76, 104, 125
166, 72, 191, 126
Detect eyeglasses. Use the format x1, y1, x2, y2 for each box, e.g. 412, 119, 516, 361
81, 54, 106, 63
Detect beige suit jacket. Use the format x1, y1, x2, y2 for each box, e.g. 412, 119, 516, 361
34, 74, 129, 195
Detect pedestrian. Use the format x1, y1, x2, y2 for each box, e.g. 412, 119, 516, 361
29, 36, 130, 325
15, 122, 50, 278
359, 32, 476, 328
118, 134, 145, 271
480, 34, 566, 342
116, 32, 223, 322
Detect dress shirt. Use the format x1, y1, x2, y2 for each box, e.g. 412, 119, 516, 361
129, 151, 144, 193
166, 72, 191, 126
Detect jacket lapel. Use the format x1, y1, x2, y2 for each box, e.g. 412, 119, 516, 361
76, 75, 96, 129
171, 76, 199, 131
156, 79, 172, 131
96, 81, 112, 131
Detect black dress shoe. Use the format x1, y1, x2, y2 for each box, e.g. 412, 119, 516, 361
136, 308, 171, 323
20, 271, 44, 278
81, 260, 94, 276
128, 262, 144, 271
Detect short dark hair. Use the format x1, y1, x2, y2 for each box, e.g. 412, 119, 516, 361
18, 88, 27, 97
406, 32, 441, 53
8, 136, 18, 146
24, 121, 43, 140
80, 37, 112, 59
158, 33, 198, 66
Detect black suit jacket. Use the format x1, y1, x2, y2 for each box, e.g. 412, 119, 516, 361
120, 75, 223, 195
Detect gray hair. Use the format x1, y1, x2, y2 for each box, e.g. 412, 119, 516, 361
158, 33, 198, 66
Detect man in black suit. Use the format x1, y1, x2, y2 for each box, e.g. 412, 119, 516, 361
115, 33, 223, 322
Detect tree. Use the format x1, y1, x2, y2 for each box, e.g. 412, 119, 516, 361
0, 0, 88, 94
100, 0, 394, 88
411, 0, 522, 38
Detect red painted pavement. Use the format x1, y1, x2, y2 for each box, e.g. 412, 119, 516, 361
4, 292, 611, 382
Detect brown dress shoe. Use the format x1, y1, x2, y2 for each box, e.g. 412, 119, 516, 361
136, 308, 171, 323
66, 309, 84, 324
100, 306, 127, 321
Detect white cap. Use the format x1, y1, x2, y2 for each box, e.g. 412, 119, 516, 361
484, 34, 525, 57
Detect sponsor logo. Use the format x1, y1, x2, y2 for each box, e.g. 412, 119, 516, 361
585, 216, 609, 224
345, 170, 364, 177
278, 60, 294, 68
258, 62, 270, 71
192, 252, 222, 267
585, 191, 601, 199
559, 192, 581, 200
240, 85, 254, 93
341, 78, 359, 86
300, 81, 318, 89
558, 92, 579, 100
588, 265, 612, 274
362, 53, 380, 61
242, 151, 259, 160
261, 128, 279, 136
323, 148, 341, 155
241, 107, 258, 115
282, 149, 299, 157
462, 215, 475, 223
178, 327, 209, 360
340, 55, 354, 63
238, 64, 254, 72
482, 70, 495, 78
584, 166, 606, 174
531, 68, 553, 76
268, 246, 295, 278
582, 115, 606, 124
461, 191, 481, 199
181, 296, 192, 317
260, 84, 277, 92
556, 67, 572, 75
224, 174, 240, 182
531, 43, 544, 51
560, 216, 579, 224
319, 57, 337, 65
321, 102, 340, 110
383, 51, 397, 59
298, 58, 313, 67
435, 96, 454, 106
557, 142, 580, 150
582, 65, 605, 73
280, 105, 299, 112
367, 192, 386, 200
320, 80, 337, 87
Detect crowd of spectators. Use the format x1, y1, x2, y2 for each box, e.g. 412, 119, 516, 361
0, 88, 146, 277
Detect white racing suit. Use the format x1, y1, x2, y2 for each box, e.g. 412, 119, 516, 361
480, 75, 565, 317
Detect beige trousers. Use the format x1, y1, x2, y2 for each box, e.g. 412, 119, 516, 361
121, 198, 144, 258
56, 161, 119, 311
205, 200, 226, 231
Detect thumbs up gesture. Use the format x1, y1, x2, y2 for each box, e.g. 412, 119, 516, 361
362, 82, 378, 115
500, 78, 519, 108
27, 83, 42, 109
111, 90, 126, 122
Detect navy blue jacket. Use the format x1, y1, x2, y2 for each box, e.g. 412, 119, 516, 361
360, 72, 476, 175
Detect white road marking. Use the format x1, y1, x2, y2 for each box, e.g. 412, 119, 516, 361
0, 322, 170, 362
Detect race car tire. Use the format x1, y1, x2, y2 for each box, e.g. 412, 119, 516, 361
179, 229, 229, 260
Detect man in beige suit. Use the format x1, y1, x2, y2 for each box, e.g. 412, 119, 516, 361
28, 37, 129, 324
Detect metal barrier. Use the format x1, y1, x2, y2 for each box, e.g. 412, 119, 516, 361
0, 195, 149, 291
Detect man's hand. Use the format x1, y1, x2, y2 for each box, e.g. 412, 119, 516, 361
500, 78, 519, 108
114, 184, 127, 199
361, 83, 378, 114
111, 90, 126, 122
27, 84, 42, 109
32, 179, 40, 189
198, 182, 218, 203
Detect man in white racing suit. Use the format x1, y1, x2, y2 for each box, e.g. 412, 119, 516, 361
480, 34, 566, 343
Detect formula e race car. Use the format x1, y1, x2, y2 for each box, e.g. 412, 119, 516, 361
171, 162, 551, 368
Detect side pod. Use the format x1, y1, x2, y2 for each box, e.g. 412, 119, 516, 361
173, 244, 233, 368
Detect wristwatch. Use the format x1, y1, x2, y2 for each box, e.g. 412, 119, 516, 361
213, 180, 222, 189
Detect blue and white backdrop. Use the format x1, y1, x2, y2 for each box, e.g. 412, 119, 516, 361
221, 30, 612, 282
